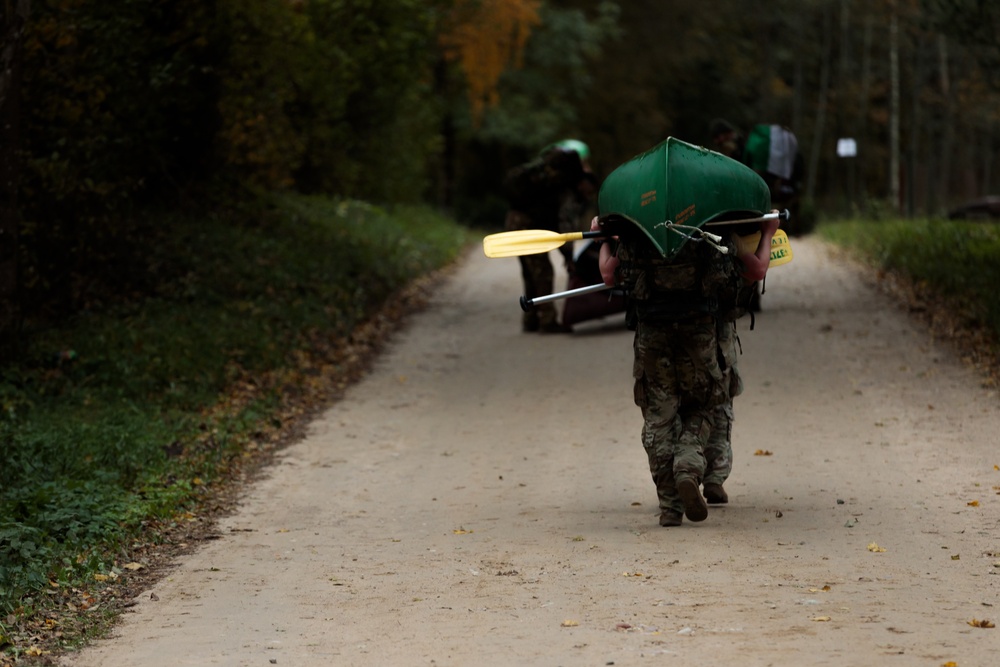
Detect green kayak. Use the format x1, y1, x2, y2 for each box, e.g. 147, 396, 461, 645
598, 137, 771, 257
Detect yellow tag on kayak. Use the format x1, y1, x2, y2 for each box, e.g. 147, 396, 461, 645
735, 229, 793, 267
769, 229, 793, 266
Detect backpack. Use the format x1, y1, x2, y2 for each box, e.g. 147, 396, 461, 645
503, 148, 586, 210
616, 233, 755, 329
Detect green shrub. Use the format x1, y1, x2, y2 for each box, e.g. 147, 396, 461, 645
818, 217, 1000, 335
0, 194, 473, 615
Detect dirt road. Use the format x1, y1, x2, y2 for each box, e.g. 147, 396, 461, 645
66, 237, 999, 667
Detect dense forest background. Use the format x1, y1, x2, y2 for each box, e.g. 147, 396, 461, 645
3, 0, 1000, 360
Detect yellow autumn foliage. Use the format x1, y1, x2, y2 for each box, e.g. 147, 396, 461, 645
440, 0, 542, 123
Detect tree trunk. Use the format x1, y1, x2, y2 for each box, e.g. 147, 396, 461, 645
0, 0, 30, 362
857, 15, 873, 203
908, 37, 923, 218
806, 4, 832, 203
838, 0, 852, 214
982, 124, 993, 196
889, 2, 901, 211
937, 34, 954, 215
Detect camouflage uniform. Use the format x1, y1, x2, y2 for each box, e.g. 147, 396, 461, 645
503, 149, 594, 332
704, 320, 743, 489
504, 207, 577, 331
618, 233, 749, 522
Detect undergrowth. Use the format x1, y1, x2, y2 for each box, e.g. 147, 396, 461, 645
0, 193, 473, 655
818, 217, 1000, 338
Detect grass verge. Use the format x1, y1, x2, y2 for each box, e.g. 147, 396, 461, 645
0, 193, 475, 662
817, 216, 1000, 384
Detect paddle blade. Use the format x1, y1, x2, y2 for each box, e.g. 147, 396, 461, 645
482, 229, 583, 258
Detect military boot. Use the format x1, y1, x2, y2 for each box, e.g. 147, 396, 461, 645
703, 482, 728, 504
676, 476, 708, 522
659, 510, 683, 527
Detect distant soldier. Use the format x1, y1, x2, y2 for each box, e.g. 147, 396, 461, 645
503, 140, 597, 333
710, 120, 805, 235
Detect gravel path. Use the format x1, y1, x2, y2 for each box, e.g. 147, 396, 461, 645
66, 236, 999, 667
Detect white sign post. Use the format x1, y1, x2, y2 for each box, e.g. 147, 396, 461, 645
837, 138, 857, 214
837, 138, 857, 158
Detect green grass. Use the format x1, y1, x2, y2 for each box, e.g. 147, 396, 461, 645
817, 216, 1000, 339
0, 193, 474, 630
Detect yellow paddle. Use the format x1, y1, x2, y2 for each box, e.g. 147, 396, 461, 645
484, 226, 793, 267
482, 229, 605, 258
484, 211, 790, 259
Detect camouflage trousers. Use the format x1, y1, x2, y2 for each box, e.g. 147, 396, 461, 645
632, 315, 741, 514
704, 320, 743, 486
505, 209, 571, 330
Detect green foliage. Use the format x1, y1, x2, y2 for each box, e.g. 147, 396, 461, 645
294, 0, 442, 201
477, 2, 621, 149
214, 0, 312, 189
923, 0, 1000, 86
818, 217, 1000, 335
15, 0, 447, 327
18, 0, 219, 318
447, 2, 620, 225
0, 194, 473, 615
0, 476, 130, 613
21, 0, 216, 208
20, 0, 443, 203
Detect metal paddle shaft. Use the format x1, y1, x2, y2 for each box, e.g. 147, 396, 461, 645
520, 282, 613, 311
702, 209, 789, 227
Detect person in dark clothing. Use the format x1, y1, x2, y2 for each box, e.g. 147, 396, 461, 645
710, 119, 805, 234
709, 118, 746, 162
503, 140, 597, 333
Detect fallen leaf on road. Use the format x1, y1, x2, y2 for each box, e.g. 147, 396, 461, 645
453, 528, 473, 535
951, 554, 961, 560
867, 542, 886, 553
967, 618, 995, 628
561, 620, 579, 627
811, 616, 831, 622
941, 662, 957, 667
808, 586, 832, 592
123, 562, 144, 571
967, 500, 979, 507
754, 449, 773, 456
